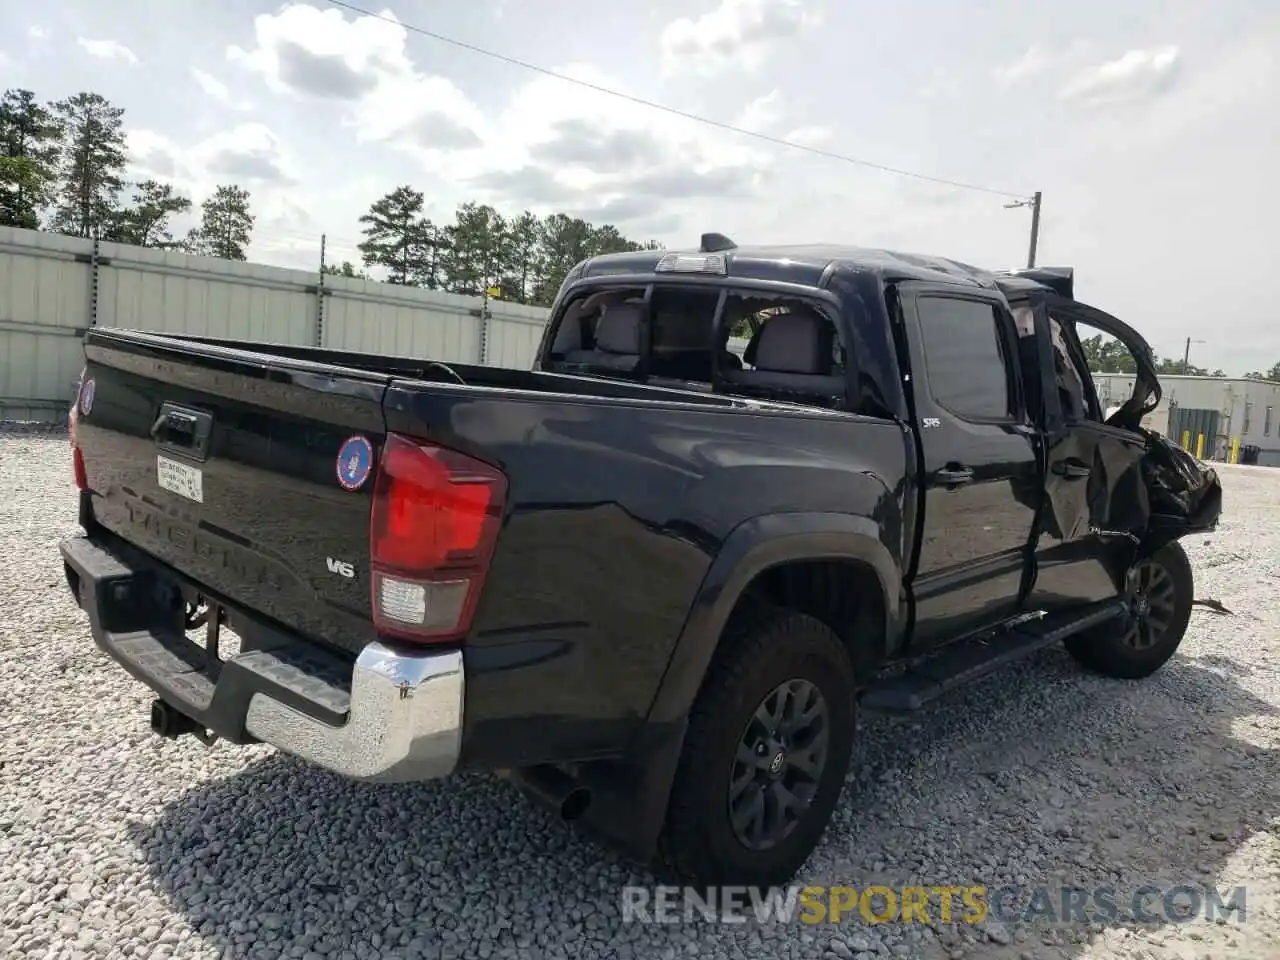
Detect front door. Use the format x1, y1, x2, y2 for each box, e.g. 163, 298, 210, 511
899, 286, 1042, 649
1023, 295, 1151, 613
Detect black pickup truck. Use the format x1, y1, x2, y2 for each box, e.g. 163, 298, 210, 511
61, 237, 1221, 888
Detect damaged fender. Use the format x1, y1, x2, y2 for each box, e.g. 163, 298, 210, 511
1140, 430, 1223, 549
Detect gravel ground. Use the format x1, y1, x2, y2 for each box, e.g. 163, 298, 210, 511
2, 426, 1278, 960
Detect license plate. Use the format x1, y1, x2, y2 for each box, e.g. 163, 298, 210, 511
157, 455, 204, 503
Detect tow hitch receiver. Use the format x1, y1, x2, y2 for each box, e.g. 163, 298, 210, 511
150, 699, 219, 745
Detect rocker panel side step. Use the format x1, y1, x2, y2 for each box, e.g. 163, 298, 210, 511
861, 600, 1127, 713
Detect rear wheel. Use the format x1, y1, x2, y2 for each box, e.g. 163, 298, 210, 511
658, 608, 855, 888
1064, 541, 1194, 679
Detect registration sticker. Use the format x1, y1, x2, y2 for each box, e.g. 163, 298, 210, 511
336, 435, 373, 491
157, 455, 204, 503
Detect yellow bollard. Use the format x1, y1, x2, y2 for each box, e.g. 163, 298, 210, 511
1195, 433, 1205, 459
1230, 436, 1241, 464
1182, 430, 1191, 450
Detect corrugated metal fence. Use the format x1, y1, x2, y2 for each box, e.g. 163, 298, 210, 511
0, 225, 551, 422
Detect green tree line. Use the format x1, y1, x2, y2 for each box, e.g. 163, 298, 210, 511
0, 88, 255, 257
350, 187, 660, 306
1080, 333, 1278, 383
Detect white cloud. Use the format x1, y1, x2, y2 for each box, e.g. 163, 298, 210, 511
227, 4, 485, 152
192, 69, 230, 103
734, 90, 785, 132
127, 122, 298, 190
453, 63, 770, 228
29, 26, 47, 41
994, 46, 1051, 85
77, 38, 140, 65
227, 4, 774, 237
1061, 46, 1181, 107
660, 0, 819, 76
191, 68, 253, 112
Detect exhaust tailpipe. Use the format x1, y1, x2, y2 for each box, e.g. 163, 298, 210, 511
509, 765, 593, 822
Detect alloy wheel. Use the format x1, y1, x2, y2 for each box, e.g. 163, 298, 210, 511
728, 678, 831, 851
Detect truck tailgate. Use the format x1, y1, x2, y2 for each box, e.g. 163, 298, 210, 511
74, 330, 390, 658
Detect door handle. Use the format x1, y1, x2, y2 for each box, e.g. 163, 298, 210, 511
935, 465, 974, 486
1051, 460, 1091, 479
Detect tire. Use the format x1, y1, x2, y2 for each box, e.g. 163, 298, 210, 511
657, 608, 856, 889
1064, 541, 1194, 680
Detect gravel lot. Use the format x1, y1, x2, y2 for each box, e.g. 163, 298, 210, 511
2, 426, 1278, 960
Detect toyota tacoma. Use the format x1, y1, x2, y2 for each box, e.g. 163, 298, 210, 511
60, 237, 1221, 887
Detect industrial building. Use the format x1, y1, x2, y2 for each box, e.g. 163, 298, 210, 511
1094, 374, 1280, 466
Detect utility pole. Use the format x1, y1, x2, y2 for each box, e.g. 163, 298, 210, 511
1026, 191, 1042, 269
1004, 191, 1043, 268
1182, 337, 1205, 373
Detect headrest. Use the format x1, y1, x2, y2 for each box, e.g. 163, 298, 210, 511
751, 310, 829, 374
595, 302, 644, 354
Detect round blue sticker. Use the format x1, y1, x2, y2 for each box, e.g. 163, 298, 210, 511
336, 435, 373, 491
79, 378, 95, 416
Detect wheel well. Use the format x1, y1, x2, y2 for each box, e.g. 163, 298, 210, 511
730, 559, 887, 678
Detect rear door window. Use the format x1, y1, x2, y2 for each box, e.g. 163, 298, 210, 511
916, 296, 1015, 421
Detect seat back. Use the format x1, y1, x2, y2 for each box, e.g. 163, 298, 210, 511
562, 302, 644, 371
722, 308, 846, 399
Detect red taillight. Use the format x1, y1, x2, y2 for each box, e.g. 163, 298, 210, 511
369, 433, 507, 644
70, 371, 88, 491
73, 447, 89, 491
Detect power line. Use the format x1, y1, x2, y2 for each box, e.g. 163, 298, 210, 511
323, 0, 1030, 200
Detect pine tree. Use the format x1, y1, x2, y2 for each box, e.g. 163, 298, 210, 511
0, 88, 61, 229
104, 180, 192, 247
444, 202, 507, 296
187, 185, 254, 260
357, 186, 429, 284
503, 211, 542, 303
50, 92, 127, 238
533, 213, 594, 305
403, 219, 450, 290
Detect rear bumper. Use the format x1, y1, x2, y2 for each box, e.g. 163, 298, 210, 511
59, 533, 464, 783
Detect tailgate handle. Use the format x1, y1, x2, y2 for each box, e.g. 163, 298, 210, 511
152, 410, 197, 440
152, 404, 213, 460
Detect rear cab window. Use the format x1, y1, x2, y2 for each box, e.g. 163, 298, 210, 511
543, 281, 851, 410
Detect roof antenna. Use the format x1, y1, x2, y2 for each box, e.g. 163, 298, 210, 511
700, 232, 736, 253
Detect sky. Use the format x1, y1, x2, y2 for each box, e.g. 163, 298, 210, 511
1, 0, 1277, 374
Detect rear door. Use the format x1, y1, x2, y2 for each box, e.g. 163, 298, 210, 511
75, 331, 390, 658
898, 285, 1041, 648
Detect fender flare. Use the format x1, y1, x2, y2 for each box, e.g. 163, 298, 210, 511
646, 512, 903, 727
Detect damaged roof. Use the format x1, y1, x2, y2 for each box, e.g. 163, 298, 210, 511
581, 242, 1073, 296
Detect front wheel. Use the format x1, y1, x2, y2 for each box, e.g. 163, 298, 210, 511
657, 609, 856, 888
1064, 541, 1194, 679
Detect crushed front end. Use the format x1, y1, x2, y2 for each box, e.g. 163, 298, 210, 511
1140, 430, 1223, 548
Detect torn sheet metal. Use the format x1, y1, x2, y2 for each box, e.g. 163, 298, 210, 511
1141, 430, 1223, 538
